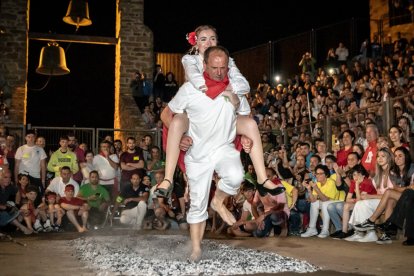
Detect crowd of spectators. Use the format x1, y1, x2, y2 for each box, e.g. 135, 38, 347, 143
2, 35, 414, 247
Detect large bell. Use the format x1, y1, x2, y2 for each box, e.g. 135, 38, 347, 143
36, 42, 70, 76
62, 0, 92, 28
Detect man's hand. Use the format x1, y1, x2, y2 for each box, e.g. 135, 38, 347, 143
179, 135, 193, 151
240, 135, 253, 153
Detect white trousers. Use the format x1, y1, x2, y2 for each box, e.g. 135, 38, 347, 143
185, 144, 244, 224
120, 201, 147, 227
349, 199, 380, 226
309, 200, 340, 232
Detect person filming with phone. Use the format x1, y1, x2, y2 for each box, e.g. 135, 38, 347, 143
77, 170, 110, 228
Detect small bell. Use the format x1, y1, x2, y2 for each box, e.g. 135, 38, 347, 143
62, 0, 92, 28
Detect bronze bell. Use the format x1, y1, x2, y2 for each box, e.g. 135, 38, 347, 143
36, 42, 70, 76
62, 0, 92, 28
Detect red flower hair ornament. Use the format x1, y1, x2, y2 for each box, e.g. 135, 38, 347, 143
186, 31, 197, 46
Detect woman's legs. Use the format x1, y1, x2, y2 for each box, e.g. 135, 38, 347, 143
369, 189, 401, 222
236, 116, 278, 190
342, 202, 354, 232
156, 113, 189, 192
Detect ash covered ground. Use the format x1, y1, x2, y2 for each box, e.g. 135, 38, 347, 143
71, 234, 319, 275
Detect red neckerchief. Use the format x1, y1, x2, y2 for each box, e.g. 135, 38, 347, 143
203, 72, 229, 99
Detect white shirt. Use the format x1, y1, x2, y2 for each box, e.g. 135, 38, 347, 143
46, 177, 79, 197
182, 54, 251, 115
169, 82, 237, 161
93, 154, 119, 185
15, 144, 47, 178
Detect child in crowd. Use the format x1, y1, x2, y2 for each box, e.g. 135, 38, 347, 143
15, 174, 30, 207
20, 185, 51, 233
45, 192, 65, 232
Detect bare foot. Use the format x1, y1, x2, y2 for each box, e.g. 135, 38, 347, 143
210, 197, 236, 225
78, 227, 88, 233
22, 227, 33, 235
189, 248, 201, 262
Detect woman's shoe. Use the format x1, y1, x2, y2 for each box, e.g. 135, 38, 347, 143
154, 179, 173, 198
257, 179, 286, 197
402, 239, 414, 246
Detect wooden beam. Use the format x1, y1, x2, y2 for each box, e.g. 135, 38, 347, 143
28, 32, 118, 45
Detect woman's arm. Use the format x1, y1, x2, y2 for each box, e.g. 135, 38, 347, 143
228, 57, 250, 95
182, 55, 206, 91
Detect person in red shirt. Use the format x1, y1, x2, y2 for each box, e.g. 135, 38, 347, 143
335, 130, 355, 168
60, 184, 89, 232
361, 123, 378, 177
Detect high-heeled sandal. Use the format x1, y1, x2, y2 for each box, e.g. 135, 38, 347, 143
154, 179, 173, 198
257, 179, 286, 197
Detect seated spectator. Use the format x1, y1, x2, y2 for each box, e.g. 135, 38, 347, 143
113, 173, 149, 230
389, 125, 409, 152
347, 147, 395, 242
20, 185, 51, 233
46, 166, 79, 199
327, 164, 376, 239
335, 130, 355, 168
301, 164, 339, 238
251, 173, 289, 238
60, 184, 89, 233
267, 167, 301, 236
77, 170, 110, 228
228, 181, 258, 237
14, 173, 30, 208
353, 146, 414, 243
45, 192, 64, 232
379, 188, 414, 246
0, 169, 33, 234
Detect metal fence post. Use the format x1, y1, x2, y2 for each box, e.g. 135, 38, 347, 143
324, 116, 332, 152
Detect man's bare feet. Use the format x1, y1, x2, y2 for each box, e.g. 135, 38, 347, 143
189, 248, 201, 262
78, 226, 88, 233
210, 197, 236, 226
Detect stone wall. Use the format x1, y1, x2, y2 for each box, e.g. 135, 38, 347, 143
0, 0, 28, 125
0, 0, 153, 132
370, 0, 414, 43
116, 0, 153, 131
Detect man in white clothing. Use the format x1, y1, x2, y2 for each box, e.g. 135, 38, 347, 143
93, 140, 119, 201
164, 46, 244, 261
46, 166, 79, 199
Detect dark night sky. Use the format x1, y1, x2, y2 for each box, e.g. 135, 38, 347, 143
144, 0, 370, 53
26, 0, 370, 128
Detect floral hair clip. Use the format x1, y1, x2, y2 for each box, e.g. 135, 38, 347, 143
186, 31, 197, 46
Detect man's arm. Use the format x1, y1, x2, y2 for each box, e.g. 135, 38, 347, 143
14, 158, 21, 184
40, 159, 46, 189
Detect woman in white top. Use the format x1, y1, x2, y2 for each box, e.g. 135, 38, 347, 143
347, 147, 395, 242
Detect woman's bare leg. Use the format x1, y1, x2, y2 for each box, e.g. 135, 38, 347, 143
342, 202, 354, 232
157, 113, 189, 191
369, 189, 401, 221
236, 116, 278, 189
